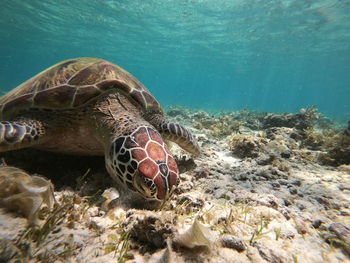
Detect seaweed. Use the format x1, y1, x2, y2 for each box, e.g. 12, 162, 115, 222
318, 133, 350, 166
301, 125, 350, 166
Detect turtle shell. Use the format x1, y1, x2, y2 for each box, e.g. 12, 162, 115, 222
0, 57, 162, 119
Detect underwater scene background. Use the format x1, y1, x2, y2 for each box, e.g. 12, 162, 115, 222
1, 0, 349, 122
1, 1, 350, 262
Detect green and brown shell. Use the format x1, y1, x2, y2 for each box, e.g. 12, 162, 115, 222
0, 57, 162, 119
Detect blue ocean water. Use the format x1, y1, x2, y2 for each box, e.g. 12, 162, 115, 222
1, 0, 349, 122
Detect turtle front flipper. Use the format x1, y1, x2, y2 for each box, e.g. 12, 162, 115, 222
0, 120, 45, 152
149, 116, 200, 156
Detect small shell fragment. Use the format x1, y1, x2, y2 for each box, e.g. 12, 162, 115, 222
174, 218, 218, 249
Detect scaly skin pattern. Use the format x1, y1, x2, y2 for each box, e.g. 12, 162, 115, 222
106, 126, 178, 200
0, 120, 45, 151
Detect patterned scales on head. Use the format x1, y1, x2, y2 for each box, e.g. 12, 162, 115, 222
108, 126, 178, 200
0, 57, 200, 203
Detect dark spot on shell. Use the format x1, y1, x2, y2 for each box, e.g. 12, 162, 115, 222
159, 163, 169, 177
118, 151, 131, 163
126, 173, 133, 181
119, 164, 126, 173
114, 137, 125, 154
146, 180, 153, 188
127, 165, 134, 174
131, 160, 137, 170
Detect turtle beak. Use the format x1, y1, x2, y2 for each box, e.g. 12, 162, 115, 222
133, 171, 154, 199
133, 170, 175, 201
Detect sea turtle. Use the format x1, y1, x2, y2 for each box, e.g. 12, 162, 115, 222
0, 57, 200, 202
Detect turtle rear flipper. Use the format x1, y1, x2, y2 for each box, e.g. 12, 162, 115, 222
0, 120, 45, 152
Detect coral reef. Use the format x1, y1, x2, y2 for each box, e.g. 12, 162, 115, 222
262, 105, 322, 130
168, 105, 349, 167
228, 134, 268, 158
192, 114, 243, 137
318, 133, 350, 166
301, 127, 350, 166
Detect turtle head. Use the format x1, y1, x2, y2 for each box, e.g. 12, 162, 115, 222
106, 126, 179, 201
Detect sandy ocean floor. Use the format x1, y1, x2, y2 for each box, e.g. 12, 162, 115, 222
0, 106, 349, 263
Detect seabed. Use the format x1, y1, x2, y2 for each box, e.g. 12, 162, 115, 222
0, 106, 349, 263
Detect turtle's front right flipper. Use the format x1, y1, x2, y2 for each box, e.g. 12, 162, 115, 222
0, 120, 45, 152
